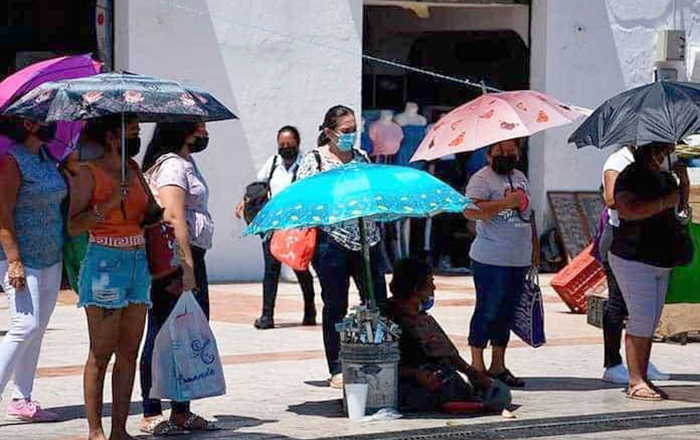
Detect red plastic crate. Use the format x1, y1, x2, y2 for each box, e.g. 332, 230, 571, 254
551, 244, 607, 314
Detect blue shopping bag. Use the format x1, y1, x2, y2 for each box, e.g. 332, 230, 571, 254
150, 291, 227, 401
512, 269, 546, 348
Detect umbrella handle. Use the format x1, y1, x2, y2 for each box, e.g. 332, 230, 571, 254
359, 218, 376, 310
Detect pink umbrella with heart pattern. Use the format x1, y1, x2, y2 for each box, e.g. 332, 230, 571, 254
410, 90, 588, 162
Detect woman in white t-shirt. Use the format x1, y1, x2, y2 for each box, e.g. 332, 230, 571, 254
235, 126, 316, 330
600, 145, 668, 385
139, 122, 218, 435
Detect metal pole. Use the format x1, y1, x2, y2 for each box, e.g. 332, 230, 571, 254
358, 217, 375, 310
120, 113, 127, 218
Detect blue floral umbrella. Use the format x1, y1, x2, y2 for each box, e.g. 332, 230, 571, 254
3, 72, 236, 123
244, 163, 475, 307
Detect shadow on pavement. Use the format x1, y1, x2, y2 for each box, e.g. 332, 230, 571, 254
303, 380, 330, 388
287, 399, 345, 418
660, 385, 700, 403
671, 374, 700, 382
521, 377, 621, 391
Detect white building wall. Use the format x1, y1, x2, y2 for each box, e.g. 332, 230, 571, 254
530, 0, 700, 230
116, 0, 363, 281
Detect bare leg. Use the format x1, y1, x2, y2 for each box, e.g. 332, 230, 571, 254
626, 334, 652, 388
489, 346, 507, 375
470, 346, 486, 373
110, 304, 147, 440
84, 308, 121, 440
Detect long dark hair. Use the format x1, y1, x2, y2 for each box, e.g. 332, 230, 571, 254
0, 116, 30, 142
81, 114, 138, 145
317, 105, 354, 146
389, 258, 432, 300
142, 122, 199, 171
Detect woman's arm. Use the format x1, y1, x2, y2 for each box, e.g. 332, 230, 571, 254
158, 185, 196, 291
603, 170, 619, 209
616, 189, 679, 221
463, 192, 522, 221
68, 166, 122, 236
0, 156, 25, 289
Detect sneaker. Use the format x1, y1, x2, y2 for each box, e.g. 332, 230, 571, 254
647, 363, 671, 381
6, 400, 58, 422
602, 364, 629, 384
329, 374, 343, 389
254, 315, 274, 330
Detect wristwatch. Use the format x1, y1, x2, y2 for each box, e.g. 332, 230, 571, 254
93, 205, 106, 222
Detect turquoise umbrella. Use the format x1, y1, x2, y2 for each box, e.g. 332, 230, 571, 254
243, 162, 475, 307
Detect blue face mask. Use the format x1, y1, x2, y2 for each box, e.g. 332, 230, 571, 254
420, 296, 434, 312
335, 131, 357, 152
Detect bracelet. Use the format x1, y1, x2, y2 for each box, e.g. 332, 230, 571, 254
93, 205, 105, 222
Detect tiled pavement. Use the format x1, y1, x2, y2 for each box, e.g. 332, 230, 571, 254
0, 274, 698, 439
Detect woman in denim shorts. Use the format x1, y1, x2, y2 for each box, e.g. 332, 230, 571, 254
68, 115, 159, 440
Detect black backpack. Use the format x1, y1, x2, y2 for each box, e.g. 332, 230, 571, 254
244, 156, 280, 224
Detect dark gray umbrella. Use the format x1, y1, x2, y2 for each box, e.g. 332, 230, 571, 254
2, 72, 237, 123
568, 81, 700, 149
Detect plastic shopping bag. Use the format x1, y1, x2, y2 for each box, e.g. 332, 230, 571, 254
150, 291, 226, 401
270, 228, 317, 271
512, 269, 546, 348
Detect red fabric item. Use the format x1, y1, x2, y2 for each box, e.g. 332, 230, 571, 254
270, 228, 318, 271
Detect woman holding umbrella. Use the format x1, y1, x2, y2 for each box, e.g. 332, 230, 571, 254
462, 138, 538, 387
296, 105, 387, 389
68, 115, 158, 440
609, 143, 691, 401
0, 117, 64, 422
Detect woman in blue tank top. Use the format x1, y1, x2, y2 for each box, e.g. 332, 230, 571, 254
0, 117, 67, 422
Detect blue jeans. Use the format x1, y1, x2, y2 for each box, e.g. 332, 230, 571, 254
468, 261, 527, 348
312, 230, 387, 375
140, 247, 209, 416
78, 244, 151, 309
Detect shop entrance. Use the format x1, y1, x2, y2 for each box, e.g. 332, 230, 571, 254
362, 1, 530, 272
1, 0, 113, 79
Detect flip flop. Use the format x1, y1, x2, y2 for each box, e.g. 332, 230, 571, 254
140, 417, 188, 436
175, 413, 220, 431
646, 381, 669, 400
626, 382, 662, 401
491, 369, 525, 388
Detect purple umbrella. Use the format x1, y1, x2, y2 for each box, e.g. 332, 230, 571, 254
0, 54, 101, 159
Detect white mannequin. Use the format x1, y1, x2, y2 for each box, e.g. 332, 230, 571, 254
379, 109, 394, 123
394, 102, 427, 127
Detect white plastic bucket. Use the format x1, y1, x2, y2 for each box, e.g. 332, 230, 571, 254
345, 383, 369, 420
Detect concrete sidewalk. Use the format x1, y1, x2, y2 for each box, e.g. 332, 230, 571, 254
0, 275, 698, 439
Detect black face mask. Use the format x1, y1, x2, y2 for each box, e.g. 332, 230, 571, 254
492, 155, 518, 175
279, 147, 299, 161
125, 137, 141, 157
37, 124, 56, 143
190, 136, 209, 153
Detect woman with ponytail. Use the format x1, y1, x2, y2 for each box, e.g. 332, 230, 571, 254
296, 105, 387, 389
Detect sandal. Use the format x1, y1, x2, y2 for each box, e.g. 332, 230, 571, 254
626, 382, 663, 401
646, 381, 669, 400
140, 417, 188, 436
491, 369, 525, 388
174, 412, 219, 431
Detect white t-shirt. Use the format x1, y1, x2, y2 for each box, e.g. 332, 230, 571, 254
602, 147, 634, 227
257, 153, 302, 197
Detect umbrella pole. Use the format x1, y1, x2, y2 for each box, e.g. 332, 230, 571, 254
359, 217, 376, 310
120, 113, 127, 218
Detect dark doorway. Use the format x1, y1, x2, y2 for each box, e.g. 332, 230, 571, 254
1, 0, 112, 79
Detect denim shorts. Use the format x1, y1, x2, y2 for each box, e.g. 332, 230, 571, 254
78, 243, 152, 309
